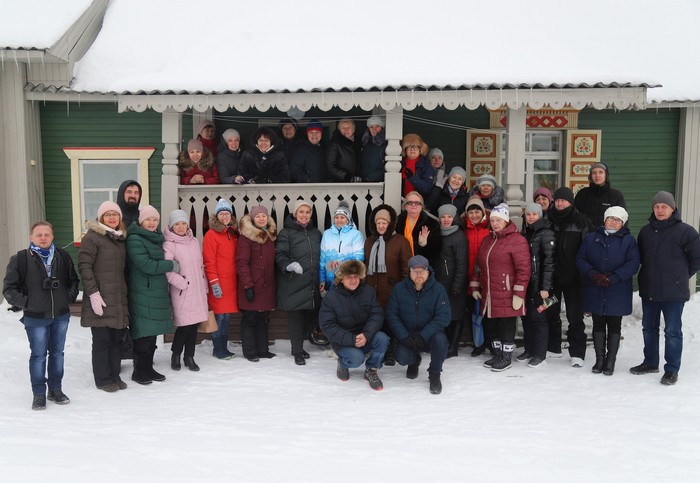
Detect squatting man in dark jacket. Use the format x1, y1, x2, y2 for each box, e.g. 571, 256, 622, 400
319, 260, 389, 391
3, 221, 80, 410
386, 255, 451, 395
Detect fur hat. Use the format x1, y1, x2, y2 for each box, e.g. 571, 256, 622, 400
293, 200, 313, 217
651, 191, 676, 210
306, 119, 322, 133
222, 129, 240, 142
438, 204, 458, 219
334, 201, 352, 222
97, 201, 122, 221
139, 205, 160, 225
490, 203, 510, 223
215, 198, 233, 215
466, 196, 485, 213
533, 187, 554, 204
187, 139, 203, 152
408, 255, 430, 270
198, 119, 215, 135
250, 205, 268, 219
401, 133, 429, 157
168, 209, 188, 228
553, 187, 575, 205
525, 202, 543, 218
428, 148, 444, 160
604, 206, 629, 224
448, 166, 467, 184
477, 174, 497, 188
334, 259, 366, 285
366, 115, 385, 128
374, 208, 391, 224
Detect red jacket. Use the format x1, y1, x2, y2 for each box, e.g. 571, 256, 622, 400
472, 222, 530, 318
178, 148, 220, 184
463, 216, 490, 281
202, 216, 238, 314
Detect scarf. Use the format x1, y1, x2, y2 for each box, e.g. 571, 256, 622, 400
441, 225, 459, 236
29, 242, 55, 276
98, 222, 124, 238
404, 216, 417, 255
367, 237, 387, 275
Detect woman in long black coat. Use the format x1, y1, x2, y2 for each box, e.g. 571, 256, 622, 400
239, 126, 291, 184
275, 200, 322, 365
434, 204, 468, 357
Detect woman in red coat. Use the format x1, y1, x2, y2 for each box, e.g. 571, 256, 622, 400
179, 139, 220, 185
471, 203, 530, 372
202, 199, 238, 359
236, 205, 277, 362
461, 196, 491, 356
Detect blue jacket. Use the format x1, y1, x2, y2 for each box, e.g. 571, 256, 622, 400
637, 210, 700, 302
386, 271, 451, 342
576, 226, 640, 316
319, 222, 365, 286
319, 283, 383, 351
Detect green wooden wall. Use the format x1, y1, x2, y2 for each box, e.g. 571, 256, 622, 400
578, 108, 680, 237
40, 102, 163, 258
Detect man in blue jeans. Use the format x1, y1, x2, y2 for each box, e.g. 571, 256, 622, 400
319, 260, 388, 391
3, 221, 80, 409
386, 255, 450, 395
631, 191, 700, 385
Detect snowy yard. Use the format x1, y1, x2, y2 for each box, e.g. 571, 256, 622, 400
1, 294, 699, 482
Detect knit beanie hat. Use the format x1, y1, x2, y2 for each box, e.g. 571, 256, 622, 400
428, 148, 444, 160
139, 205, 160, 225
477, 174, 497, 188
651, 191, 676, 210
438, 204, 458, 219
553, 187, 575, 204
589, 162, 608, 181
604, 206, 629, 224
198, 119, 215, 134
215, 198, 233, 215
97, 201, 122, 220
222, 129, 240, 142
250, 205, 268, 219
366, 116, 385, 128
466, 196, 485, 213
374, 209, 391, 224
279, 117, 298, 130
448, 166, 467, 184
306, 119, 323, 133
293, 200, 313, 217
334, 201, 351, 222
168, 209, 188, 228
187, 139, 203, 152
525, 202, 543, 218
490, 203, 510, 222
408, 255, 430, 270
533, 187, 554, 204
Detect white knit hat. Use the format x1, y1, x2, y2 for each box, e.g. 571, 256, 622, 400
490, 203, 510, 222
604, 206, 629, 224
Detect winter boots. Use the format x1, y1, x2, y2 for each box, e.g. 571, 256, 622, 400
184, 356, 200, 372
483, 340, 502, 368
131, 354, 153, 385
364, 368, 384, 391
491, 343, 514, 372
603, 333, 620, 376
591, 332, 606, 374
171, 352, 182, 371
428, 372, 442, 395
384, 338, 397, 366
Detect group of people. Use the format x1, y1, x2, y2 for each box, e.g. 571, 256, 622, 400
5, 148, 700, 409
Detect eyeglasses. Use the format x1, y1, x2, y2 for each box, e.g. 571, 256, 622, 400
405, 201, 422, 207
606, 217, 624, 224
405, 145, 420, 150
103, 212, 120, 218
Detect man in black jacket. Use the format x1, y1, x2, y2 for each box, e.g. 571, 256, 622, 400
116, 179, 142, 229
548, 187, 594, 367
630, 191, 700, 385
574, 162, 626, 228
319, 260, 388, 390
3, 221, 80, 410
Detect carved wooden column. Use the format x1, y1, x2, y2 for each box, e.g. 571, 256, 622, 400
383, 106, 403, 212
505, 106, 526, 225
161, 109, 182, 229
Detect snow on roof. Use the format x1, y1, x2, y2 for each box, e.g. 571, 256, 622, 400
12, 0, 700, 103
0, 0, 93, 50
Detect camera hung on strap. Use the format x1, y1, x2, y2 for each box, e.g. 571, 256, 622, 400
42, 277, 60, 290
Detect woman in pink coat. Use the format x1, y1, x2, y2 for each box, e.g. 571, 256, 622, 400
471, 203, 530, 372
164, 210, 209, 372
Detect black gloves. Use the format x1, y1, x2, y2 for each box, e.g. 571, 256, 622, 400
404, 168, 414, 179
245, 287, 255, 302
401, 334, 425, 351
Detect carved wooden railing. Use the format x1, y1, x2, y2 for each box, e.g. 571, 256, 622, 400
178, 183, 385, 242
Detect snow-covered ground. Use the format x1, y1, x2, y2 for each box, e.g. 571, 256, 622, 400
1, 293, 699, 482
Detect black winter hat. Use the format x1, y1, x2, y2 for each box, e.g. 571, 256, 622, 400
553, 187, 575, 205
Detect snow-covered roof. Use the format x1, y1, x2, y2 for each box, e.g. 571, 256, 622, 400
5, 0, 700, 103
0, 0, 93, 50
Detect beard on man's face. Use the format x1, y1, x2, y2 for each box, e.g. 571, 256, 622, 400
125, 197, 139, 207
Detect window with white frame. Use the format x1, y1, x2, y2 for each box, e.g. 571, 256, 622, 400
63, 148, 153, 241
500, 131, 562, 201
